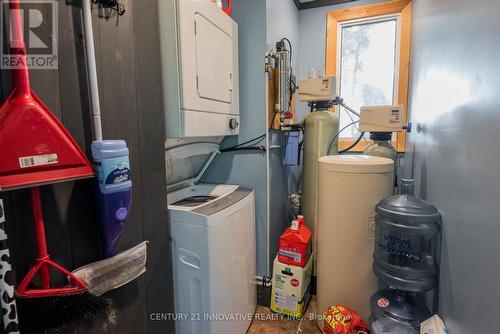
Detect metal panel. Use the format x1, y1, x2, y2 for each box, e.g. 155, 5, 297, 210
406, 0, 500, 332
267, 131, 291, 273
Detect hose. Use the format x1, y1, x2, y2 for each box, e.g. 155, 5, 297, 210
339, 131, 365, 154
220, 146, 266, 154
327, 121, 359, 154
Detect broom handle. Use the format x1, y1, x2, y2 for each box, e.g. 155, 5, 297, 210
30, 188, 50, 289
9, 0, 31, 96
82, 0, 103, 141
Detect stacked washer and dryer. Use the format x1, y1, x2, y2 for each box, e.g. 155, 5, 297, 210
158, 1, 256, 334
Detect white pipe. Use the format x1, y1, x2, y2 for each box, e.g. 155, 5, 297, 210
264, 62, 271, 277
340, 100, 360, 117
82, 0, 103, 141
254, 275, 272, 287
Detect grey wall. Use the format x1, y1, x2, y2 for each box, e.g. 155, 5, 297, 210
0, 1, 174, 333
406, 0, 500, 332
202, 0, 270, 276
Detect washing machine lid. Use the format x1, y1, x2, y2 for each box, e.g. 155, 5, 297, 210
165, 142, 219, 191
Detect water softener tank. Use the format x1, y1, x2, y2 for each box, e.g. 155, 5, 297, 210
301, 106, 339, 273
317, 155, 394, 323
92, 140, 132, 258
373, 179, 441, 292
363, 132, 397, 162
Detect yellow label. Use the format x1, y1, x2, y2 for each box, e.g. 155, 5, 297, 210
270, 290, 310, 318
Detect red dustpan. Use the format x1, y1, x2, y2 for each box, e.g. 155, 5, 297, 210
0, 1, 93, 191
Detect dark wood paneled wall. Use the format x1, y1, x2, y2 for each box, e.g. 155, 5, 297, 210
0, 0, 174, 333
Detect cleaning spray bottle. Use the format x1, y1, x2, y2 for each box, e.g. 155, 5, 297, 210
92, 141, 132, 258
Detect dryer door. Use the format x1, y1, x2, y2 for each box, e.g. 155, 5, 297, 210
177, 0, 239, 116
194, 13, 233, 104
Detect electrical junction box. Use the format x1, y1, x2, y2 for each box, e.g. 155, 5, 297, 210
270, 255, 312, 318
158, 0, 239, 138
298, 76, 336, 102
359, 105, 405, 132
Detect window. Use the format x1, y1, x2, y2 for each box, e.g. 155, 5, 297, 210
326, 0, 412, 152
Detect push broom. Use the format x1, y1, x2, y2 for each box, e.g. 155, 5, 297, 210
0, 0, 110, 332
16, 188, 111, 333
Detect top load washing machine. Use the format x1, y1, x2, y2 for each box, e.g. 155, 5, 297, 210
166, 142, 256, 334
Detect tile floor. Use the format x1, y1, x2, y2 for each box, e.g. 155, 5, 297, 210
247, 297, 322, 334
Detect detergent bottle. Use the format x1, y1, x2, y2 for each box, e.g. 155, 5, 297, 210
278, 218, 312, 267
92, 140, 132, 258
297, 215, 305, 225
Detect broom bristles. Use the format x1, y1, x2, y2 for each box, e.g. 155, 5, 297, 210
17, 292, 113, 333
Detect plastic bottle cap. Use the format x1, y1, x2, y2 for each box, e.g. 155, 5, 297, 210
291, 220, 299, 231
297, 215, 304, 226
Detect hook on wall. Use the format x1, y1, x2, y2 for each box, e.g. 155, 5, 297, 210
92, 0, 125, 16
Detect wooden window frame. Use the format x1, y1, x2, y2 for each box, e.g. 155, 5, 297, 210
326, 0, 412, 152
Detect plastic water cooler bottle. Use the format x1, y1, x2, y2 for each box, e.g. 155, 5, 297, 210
92, 140, 132, 258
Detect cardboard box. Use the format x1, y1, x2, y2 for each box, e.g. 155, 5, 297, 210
270, 255, 312, 318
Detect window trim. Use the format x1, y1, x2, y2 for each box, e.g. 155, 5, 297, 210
336, 14, 401, 142
326, 0, 412, 152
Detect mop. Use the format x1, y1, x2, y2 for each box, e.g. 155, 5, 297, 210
72, 0, 148, 301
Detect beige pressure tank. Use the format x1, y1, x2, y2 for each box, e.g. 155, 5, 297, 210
316, 155, 394, 325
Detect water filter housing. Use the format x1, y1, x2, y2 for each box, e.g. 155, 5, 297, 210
283, 131, 301, 166
92, 140, 132, 258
